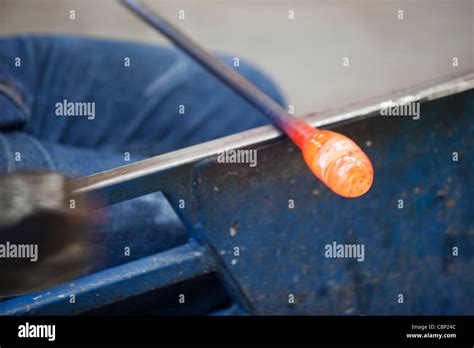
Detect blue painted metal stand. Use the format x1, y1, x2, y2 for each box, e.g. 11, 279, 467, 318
1, 82, 472, 315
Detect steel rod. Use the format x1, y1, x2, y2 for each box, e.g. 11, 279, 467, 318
120, 0, 374, 198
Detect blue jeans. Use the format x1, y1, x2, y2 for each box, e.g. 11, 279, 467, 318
0, 35, 284, 312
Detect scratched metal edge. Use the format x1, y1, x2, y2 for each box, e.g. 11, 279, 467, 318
73, 72, 474, 194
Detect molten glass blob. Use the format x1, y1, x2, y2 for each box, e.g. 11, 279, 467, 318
301, 129, 373, 198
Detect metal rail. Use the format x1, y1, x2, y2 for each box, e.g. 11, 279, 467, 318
0, 242, 215, 315
72, 72, 474, 206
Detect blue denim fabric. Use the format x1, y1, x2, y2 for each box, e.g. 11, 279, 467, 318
0, 35, 285, 311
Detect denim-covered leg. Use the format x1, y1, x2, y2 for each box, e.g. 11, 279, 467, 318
0, 34, 286, 263
0, 35, 285, 157
0, 35, 286, 313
